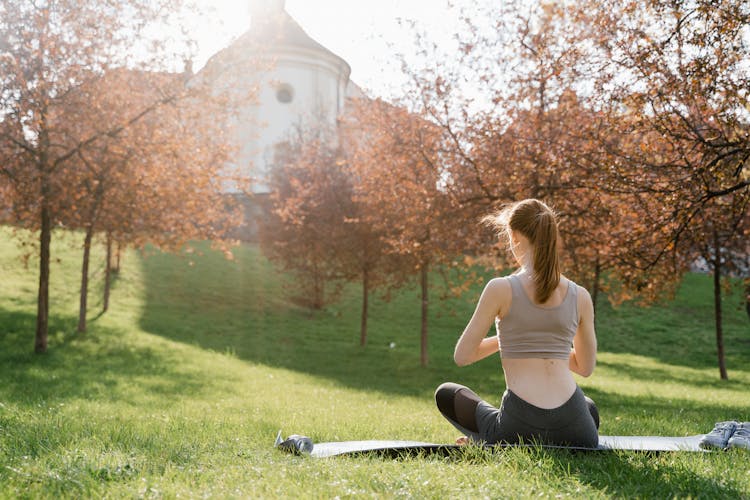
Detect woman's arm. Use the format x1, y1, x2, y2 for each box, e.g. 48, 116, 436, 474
569, 286, 597, 377
454, 278, 509, 367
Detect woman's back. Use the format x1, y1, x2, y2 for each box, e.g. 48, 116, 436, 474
498, 273, 578, 409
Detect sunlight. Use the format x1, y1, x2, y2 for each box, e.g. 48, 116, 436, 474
190, 1, 251, 69
189, 0, 459, 96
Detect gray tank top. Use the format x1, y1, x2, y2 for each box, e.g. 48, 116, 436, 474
497, 274, 578, 360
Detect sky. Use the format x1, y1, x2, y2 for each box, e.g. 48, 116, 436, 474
191, 0, 464, 98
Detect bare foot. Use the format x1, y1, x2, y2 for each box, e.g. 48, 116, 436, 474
455, 436, 470, 446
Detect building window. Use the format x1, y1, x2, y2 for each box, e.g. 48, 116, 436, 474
276, 84, 294, 104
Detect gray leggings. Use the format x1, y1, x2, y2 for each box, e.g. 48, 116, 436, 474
435, 382, 599, 448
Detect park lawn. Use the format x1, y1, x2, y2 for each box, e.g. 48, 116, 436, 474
0, 227, 749, 498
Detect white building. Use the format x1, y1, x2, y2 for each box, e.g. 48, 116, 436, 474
199, 0, 364, 194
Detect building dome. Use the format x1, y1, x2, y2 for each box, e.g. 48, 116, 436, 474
204, 2, 350, 83
246, 5, 351, 78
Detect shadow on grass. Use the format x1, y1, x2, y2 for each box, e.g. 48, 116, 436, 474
0, 308, 208, 408
136, 246, 465, 400
136, 247, 750, 400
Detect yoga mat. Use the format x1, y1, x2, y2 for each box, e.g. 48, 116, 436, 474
278, 435, 708, 458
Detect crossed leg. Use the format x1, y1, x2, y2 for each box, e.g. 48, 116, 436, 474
434, 382, 483, 444
435, 382, 600, 445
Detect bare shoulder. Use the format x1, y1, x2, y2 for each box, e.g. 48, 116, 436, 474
575, 283, 594, 315
485, 277, 512, 317
488, 276, 511, 287
575, 283, 592, 300
486, 276, 512, 295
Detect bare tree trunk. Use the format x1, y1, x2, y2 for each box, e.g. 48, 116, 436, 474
313, 262, 324, 310
77, 227, 94, 333
35, 201, 51, 353
114, 241, 121, 273
420, 262, 429, 367
360, 267, 369, 346
591, 255, 601, 313
35, 117, 52, 353
103, 232, 112, 313
712, 229, 728, 380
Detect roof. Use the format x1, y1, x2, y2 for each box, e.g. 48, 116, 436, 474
204, 8, 350, 77
249, 10, 341, 59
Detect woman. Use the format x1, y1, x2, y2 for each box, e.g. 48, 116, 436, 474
435, 199, 599, 448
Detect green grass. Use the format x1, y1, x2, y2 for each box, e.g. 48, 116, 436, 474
0, 227, 749, 498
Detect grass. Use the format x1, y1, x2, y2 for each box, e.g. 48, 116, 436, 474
0, 226, 749, 498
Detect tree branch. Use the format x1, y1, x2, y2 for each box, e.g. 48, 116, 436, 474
52, 92, 179, 169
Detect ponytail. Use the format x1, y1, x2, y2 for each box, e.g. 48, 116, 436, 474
532, 210, 560, 303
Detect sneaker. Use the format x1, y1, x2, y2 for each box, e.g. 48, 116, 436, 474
727, 422, 750, 450
700, 421, 738, 449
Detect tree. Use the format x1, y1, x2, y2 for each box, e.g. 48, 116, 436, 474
260, 122, 402, 346
570, 0, 750, 377
0, 0, 236, 351
346, 98, 461, 366
56, 68, 243, 333
260, 126, 352, 310
690, 196, 749, 379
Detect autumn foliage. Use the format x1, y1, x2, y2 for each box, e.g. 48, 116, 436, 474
0, 0, 247, 351
260, 126, 354, 310
260, 122, 409, 347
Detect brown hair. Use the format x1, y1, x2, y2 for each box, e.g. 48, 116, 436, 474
484, 199, 561, 303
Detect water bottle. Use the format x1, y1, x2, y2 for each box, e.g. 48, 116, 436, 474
275, 430, 314, 455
